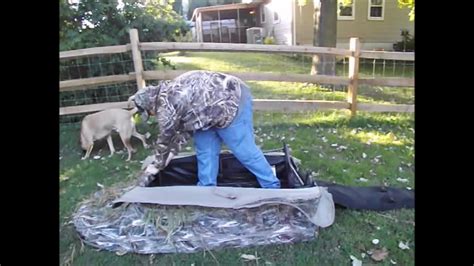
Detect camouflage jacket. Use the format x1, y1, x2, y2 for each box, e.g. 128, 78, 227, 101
147, 71, 244, 170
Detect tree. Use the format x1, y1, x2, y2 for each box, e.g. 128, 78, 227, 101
398, 0, 414, 21
60, 0, 189, 51
311, 0, 337, 76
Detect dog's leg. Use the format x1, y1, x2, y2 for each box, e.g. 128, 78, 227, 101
81, 144, 94, 160
106, 135, 115, 157
119, 133, 134, 161
132, 127, 149, 149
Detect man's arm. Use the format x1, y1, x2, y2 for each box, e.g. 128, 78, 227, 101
152, 96, 191, 170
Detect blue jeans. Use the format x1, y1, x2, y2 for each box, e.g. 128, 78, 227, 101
193, 87, 281, 188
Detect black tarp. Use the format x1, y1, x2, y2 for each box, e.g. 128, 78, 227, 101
150, 144, 414, 211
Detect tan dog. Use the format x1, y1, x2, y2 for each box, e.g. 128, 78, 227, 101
80, 108, 150, 161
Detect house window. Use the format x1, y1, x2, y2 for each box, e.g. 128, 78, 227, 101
368, 0, 384, 20
273, 11, 280, 24
260, 5, 266, 23
337, 0, 355, 20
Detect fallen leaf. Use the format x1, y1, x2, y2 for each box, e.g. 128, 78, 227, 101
350, 255, 362, 266
370, 248, 388, 262
149, 254, 155, 265
115, 250, 127, 256
240, 254, 259, 261
398, 241, 410, 250
337, 145, 348, 151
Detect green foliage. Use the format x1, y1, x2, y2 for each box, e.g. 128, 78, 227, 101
393, 29, 414, 52
263, 36, 275, 45
60, 0, 189, 51
59, 0, 182, 106
398, 0, 415, 21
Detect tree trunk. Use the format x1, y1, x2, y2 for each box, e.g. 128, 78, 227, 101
311, 0, 337, 76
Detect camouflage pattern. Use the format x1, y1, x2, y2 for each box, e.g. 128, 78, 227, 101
72, 181, 321, 254
131, 70, 243, 170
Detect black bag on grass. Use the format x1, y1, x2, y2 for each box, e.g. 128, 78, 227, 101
151, 144, 414, 211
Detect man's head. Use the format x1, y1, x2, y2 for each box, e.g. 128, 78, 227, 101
128, 82, 166, 121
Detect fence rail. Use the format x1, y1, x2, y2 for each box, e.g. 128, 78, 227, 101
59, 29, 414, 117
59, 44, 131, 59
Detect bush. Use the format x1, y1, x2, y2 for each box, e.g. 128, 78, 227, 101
264, 36, 275, 45
393, 29, 414, 52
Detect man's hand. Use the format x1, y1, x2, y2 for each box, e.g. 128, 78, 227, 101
145, 163, 160, 175
137, 163, 160, 187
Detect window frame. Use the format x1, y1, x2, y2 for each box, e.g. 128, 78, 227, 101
367, 0, 385, 21
337, 0, 355, 21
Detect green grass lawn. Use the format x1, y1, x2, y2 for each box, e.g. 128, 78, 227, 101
60, 51, 414, 265
155, 52, 414, 104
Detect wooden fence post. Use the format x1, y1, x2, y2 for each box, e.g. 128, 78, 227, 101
347, 37, 360, 117
129, 28, 146, 90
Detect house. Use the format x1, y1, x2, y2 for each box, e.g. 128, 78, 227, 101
191, 0, 414, 51
191, 2, 263, 43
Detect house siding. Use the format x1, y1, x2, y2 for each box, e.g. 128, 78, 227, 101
336, 0, 414, 50
294, 0, 414, 50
